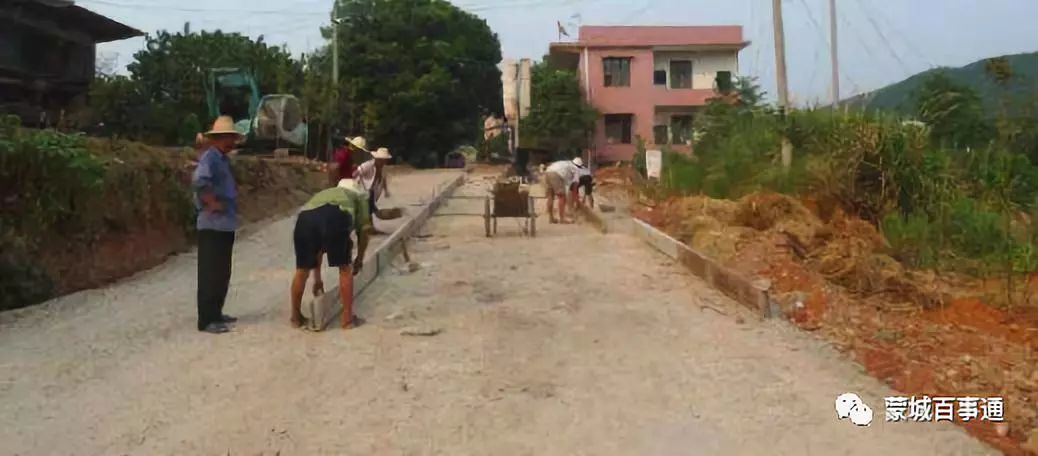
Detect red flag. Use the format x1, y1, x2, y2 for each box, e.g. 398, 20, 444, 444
557, 21, 570, 38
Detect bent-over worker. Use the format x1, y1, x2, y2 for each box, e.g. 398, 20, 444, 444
576, 163, 594, 209
543, 157, 582, 224
354, 147, 392, 234
290, 178, 372, 330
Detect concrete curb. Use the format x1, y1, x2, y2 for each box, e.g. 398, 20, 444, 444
630, 219, 772, 318
579, 200, 774, 319
304, 172, 468, 331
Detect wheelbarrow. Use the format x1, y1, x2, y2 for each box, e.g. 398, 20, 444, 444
484, 180, 536, 237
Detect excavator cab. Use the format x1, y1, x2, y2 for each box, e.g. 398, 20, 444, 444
204, 68, 307, 154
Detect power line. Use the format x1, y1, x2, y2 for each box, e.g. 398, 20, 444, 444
796, 0, 827, 44
838, 10, 884, 100
855, 0, 935, 68
850, 0, 912, 76
610, 0, 652, 25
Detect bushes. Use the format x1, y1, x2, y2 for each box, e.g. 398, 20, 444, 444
0, 116, 105, 241
0, 117, 194, 310
636, 100, 1038, 278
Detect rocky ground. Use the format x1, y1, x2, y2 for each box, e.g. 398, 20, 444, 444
0, 168, 996, 455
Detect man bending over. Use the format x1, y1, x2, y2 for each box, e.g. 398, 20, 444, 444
543, 157, 583, 223
290, 178, 371, 330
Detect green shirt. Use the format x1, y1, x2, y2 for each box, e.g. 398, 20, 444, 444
302, 187, 371, 231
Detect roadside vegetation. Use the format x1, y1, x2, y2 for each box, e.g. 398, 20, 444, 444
613, 59, 1038, 453
0, 115, 323, 310
636, 61, 1038, 285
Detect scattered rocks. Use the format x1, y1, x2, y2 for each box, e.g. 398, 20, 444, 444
385, 310, 414, 322
400, 326, 443, 337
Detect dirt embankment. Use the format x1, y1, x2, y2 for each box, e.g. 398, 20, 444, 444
614, 180, 1038, 455
9, 140, 324, 310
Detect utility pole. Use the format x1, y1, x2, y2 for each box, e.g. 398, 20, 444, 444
514, 62, 521, 156
332, 2, 339, 87
829, 0, 840, 108
772, 0, 793, 168
329, 2, 340, 163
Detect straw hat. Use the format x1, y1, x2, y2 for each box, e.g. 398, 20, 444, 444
337, 178, 360, 190
204, 115, 243, 137
372, 147, 392, 160
347, 136, 368, 152
572, 157, 585, 167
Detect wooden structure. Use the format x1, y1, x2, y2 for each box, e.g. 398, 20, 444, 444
484, 180, 536, 237
0, 0, 142, 125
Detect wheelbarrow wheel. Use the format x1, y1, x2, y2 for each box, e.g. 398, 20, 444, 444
484, 197, 491, 237
528, 197, 536, 238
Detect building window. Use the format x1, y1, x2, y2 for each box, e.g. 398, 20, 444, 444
670, 60, 692, 89
671, 115, 694, 144
715, 71, 733, 93
653, 70, 667, 86
603, 57, 631, 87
653, 125, 669, 145
605, 114, 633, 144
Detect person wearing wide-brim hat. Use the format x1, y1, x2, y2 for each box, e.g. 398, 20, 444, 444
543, 156, 583, 224
192, 115, 244, 334
354, 147, 393, 234
330, 136, 368, 186
289, 178, 372, 330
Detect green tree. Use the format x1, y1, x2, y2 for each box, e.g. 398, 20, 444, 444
912, 71, 993, 148
521, 62, 597, 155
328, 0, 503, 166
693, 76, 769, 149
119, 29, 303, 144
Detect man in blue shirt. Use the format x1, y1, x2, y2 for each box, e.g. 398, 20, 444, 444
192, 116, 242, 334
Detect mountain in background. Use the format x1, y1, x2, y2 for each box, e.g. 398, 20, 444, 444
842, 51, 1038, 116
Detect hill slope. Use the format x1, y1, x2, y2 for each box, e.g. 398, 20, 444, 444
844, 51, 1038, 115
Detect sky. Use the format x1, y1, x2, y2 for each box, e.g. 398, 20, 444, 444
83, 0, 1038, 105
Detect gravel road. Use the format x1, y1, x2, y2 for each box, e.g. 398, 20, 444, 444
0, 169, 995, 455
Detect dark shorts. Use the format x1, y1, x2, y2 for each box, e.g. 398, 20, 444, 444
293, 204, 354, 269
579, 175, 593, 195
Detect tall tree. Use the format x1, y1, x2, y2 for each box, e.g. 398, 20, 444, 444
329, 0, 503, 166
123, 29, 303, 144
521, 62, 597, 155
912, 71, 993, 148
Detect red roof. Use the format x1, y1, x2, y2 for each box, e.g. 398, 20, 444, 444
577, 25, 745, 48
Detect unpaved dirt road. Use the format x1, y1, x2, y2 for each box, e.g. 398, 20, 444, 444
1, 169, 995, 455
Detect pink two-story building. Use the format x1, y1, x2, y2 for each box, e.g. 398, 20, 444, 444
549, 25, 749, 163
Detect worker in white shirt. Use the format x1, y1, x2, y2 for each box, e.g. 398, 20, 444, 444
353, 147, 393, 234
542, 157, 583, 224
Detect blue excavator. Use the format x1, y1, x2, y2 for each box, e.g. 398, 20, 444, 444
204, 68, 307, 154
